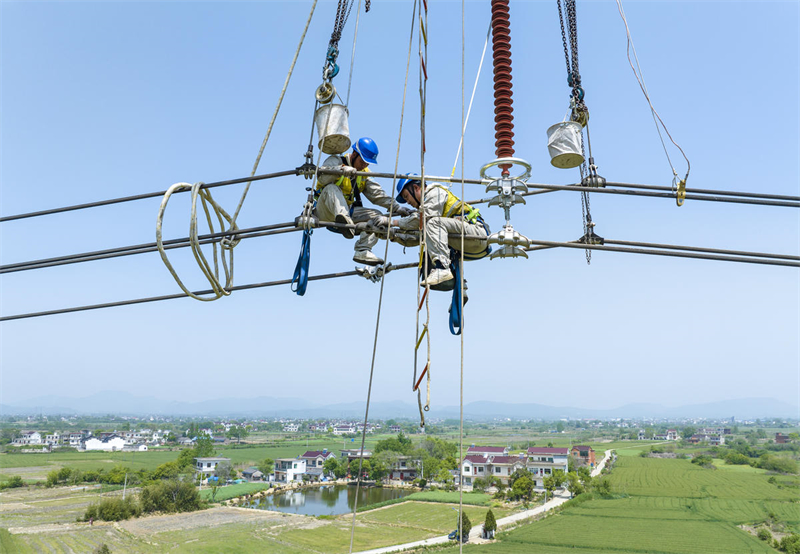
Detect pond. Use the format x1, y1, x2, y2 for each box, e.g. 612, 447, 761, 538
244, 484, 414, 516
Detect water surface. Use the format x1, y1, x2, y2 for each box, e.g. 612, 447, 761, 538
245, 484, 413, 516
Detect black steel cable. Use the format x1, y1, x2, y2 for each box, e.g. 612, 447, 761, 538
603, 239, 800, 262
0, 169, 297, 223
524, 240, 800, 267
3, 235, 797, 322
3, 168, 798, 224
1, 222, 298, 274
0, 263, 419, 322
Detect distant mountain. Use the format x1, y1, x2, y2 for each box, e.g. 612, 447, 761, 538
1, 392, 796, 420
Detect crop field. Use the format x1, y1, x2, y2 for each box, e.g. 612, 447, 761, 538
609, 456, 797, 501
445, 452, 798, 554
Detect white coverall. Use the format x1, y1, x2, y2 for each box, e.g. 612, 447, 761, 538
316, 155, 403, 254
397, 182, 489, 267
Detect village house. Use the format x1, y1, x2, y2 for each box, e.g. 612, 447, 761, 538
194, 457, 231, 478
333, 425, 356, 436
776, 433, 790, 444
526, 447, 569, 488
300, 449, 337, 479
485, 455, 527, 485
466, 445, 509, 457
388, 456, 421, 481
461, 455, 488, 487
340, 448, 372, 463
84, 434, 126, 452
389, 425, 402, 434
283, 423, 300, 433
274, 458, 307, 482
570, 445, 596, 467
242, 468, 265, 481
12, 431, 42, 446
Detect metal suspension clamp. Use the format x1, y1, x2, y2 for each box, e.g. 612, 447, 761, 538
294, 190, 318, 230
581, 157, 606, 188
576, 221, 604, 246
356, 262, 394, 283
481, 157, 532, 259
295, 147, 317, 179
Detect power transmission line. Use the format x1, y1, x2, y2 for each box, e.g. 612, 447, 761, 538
2, 168, 798, 223
2, 237, 796, 322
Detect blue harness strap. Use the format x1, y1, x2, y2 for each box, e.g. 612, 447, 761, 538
291, 229, 312, 296
449, 260, 463, 335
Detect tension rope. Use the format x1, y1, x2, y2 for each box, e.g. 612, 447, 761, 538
347, 1, 418, 552
413, 0, 433, 426
157, 1, 316, 299
615, 0, 690, 206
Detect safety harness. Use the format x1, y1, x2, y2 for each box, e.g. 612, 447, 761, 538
315, 155, 368, 214
434, 185, 492, 261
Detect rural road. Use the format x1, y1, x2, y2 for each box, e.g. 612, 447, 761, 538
355, 449, 613, 554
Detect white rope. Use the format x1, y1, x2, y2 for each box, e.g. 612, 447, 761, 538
458, 2, 466, 551
232, 0, 318, 226
450, 23, 491, 179
347, 2, 418, 552
615, 0, 690, 183
156, 1, 316, 300
156, 182, 236, 301
345, 0, 362, 107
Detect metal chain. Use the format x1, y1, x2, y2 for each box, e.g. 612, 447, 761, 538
557, 1, 571, 80
329, 0, 356, 48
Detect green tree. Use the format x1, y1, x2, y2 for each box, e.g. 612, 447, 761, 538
511, 476, 534, 501
484, 509, 497, 534
258, 457, 275, 476
226, 426, 250, 445
556, 422, 565, 432
152, 461, 182, 481
566, 471, 584, 497
542, 476, 556, 497
508, 468, 532, 489
778, 533, 800, 554
456, 510, 472, 541
93, 544, 111, 554
375, 433, 413, 455
435, 468, 453, 487
215, 461, 234, 482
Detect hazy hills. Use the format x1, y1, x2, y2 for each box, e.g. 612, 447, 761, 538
1, 392, 796, 420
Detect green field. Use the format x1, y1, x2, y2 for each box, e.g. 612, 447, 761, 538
448, 453, 798, 554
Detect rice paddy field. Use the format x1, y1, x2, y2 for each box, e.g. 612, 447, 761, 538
453, 453, 799, 554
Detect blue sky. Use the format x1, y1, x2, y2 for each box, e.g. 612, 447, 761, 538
1, 1, 798, 412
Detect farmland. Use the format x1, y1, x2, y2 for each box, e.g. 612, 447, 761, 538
453, 453, 798, 554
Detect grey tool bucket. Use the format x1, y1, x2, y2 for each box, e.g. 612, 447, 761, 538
547, 121, 585, 169
315, 103, 351, 155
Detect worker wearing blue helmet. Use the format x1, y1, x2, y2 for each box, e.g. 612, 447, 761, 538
372, 175, 490, 287
316, 137, 415, 266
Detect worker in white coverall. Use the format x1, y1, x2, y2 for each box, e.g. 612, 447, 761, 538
315, 137, 414, 266
372, 176, 490, 287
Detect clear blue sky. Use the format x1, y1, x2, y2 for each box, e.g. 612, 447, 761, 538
1, 1, 798, 412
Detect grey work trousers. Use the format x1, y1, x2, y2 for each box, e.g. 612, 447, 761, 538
399, 216, 488, 266
315, 184, 381, 253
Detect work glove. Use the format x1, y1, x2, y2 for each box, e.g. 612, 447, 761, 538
369, 215, 392, 229
341, 166, 358, 178
396, 206, 416, 217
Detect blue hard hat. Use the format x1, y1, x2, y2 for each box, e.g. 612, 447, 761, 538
352, 137, 379, 165
396, 173, 421, 204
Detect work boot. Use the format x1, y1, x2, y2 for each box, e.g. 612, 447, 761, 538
335, 213, 355, 239
353, 251, 384, 266
420, 268, 454, 287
